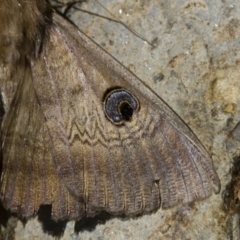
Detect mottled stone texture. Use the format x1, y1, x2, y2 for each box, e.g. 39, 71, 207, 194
1, 0, 240, 239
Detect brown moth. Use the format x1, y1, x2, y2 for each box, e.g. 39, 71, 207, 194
0, 0, 220, 221
225, 123, 240, 213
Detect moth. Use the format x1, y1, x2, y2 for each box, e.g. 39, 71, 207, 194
225, 123, 240, 213
0, 0, 220, 221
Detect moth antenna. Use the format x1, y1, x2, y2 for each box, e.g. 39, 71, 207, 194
47, 0, 86, 15
94, 0, 156, 47
50, 0, 156, 47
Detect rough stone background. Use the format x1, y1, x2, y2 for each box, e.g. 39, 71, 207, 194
1, 0, 240, 239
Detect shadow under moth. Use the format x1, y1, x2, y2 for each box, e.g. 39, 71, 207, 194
0, 0, 220, 221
